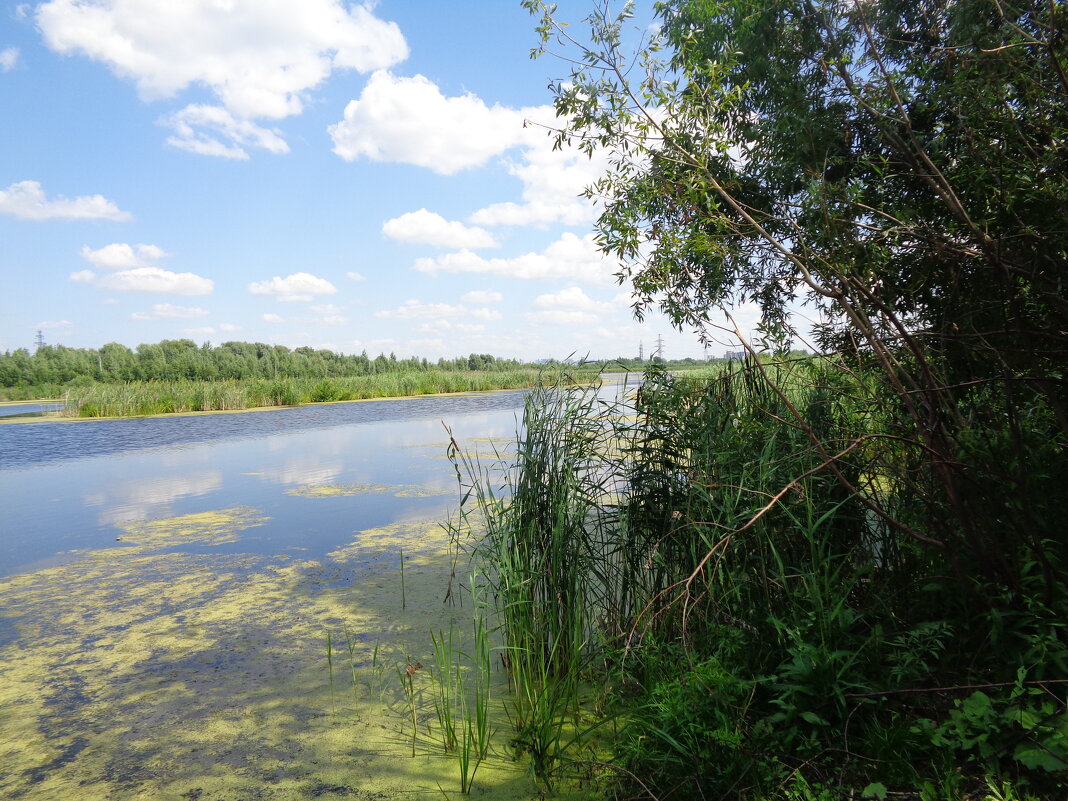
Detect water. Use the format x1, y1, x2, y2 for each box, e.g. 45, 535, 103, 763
0, 386, 630, 799
0, 402, 62, 418
0, 391, 526, 576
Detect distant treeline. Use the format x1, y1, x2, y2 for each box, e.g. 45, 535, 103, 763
0, 339, 527, 388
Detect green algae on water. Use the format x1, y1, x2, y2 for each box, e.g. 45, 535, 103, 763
0, 506, 593, 800
285, 483, 450, 499
114, 505, 269, 550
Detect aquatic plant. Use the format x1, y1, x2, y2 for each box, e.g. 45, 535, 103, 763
59, 370, 576, 418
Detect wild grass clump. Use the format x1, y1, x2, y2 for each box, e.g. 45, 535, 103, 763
455, 361, 1067, 799
60, 370, 559, 417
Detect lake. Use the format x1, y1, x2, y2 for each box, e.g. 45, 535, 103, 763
0, 390, 592, 800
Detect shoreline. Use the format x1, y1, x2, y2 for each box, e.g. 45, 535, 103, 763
0, 372, 638, 425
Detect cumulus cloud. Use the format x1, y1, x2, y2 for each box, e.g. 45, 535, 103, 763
38, 319, 72, 329
36, 0, 407, 155
183, 326, 216, 336
262, 313, 284, 323
163, 104, 289, 159
97, 267, 214, 295
248, 272, 337, 302
414, 319, 486, 336
330, 71, 534, 173
414, 233, 619, 286
0, 180, 131, 221
468, 113, 609, 228
461, 290, 502, 304
310, 303, 343, 314
375, 300, 467, 320
528, 309, 602, 326
81, 242, 167, 269
528, 287, 614, 326
382, 209, 497, 249
0, 46, 19, 71
346, 271, 366, 281
130, 303, 209, 320
69, 269, 96, 283
219, 322, 241, 332
328, 72, 601, 226
375, 299, 500, 322
533, 286, 613, 313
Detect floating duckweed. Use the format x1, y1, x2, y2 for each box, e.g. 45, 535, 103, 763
114, 506, 269, 551
0, 537, 561, 800
286, 483, 450, 499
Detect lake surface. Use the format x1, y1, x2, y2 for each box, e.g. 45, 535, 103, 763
0, 390, 603, 801
0, 401, 63, 418
0, 391, 527, 575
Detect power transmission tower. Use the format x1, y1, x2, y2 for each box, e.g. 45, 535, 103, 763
34, 330, 45, 351
653, 334, 665, 362
638, 341, 644, 362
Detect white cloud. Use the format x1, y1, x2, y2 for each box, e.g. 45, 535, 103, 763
248, 272, 337, 302
330, 71, 536, 174
36, 0, 407, 117
455, 323, 485, 334
382, 209, 497, 249
329, 71, 600, 227
413, 233, 619, 286
0, 47, 19, 71
461, 290, 502, 304
163, 104, 290, 159
526, 288, 616, 327
81, 242, 167, 269
0, 180, 131, 221
310, 304, 343, 314
131, 303, 209, 321
97, 267, 214, 295
528, 309, 601, 326
407, 337, 445, 351
375, 300, 467, 320
69, 269, 96, 283
183, 326, 216, 337
375, 299, 500, 322
468, 114, 608, 228
319, 315, 348, 325
346, 271, 366, 281
533, 287, 613, 314
262, 313, 284, 323
219, 322, 241, 332
38, 319, 72, 329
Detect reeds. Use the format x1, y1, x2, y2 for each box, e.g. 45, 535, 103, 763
450, 373, 625, 788
60, 369, 568, 417
428, 614, 493, 793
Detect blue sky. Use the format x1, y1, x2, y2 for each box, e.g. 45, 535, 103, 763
0, 0, 758, 361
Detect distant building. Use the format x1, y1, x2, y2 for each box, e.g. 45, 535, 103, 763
724, 350, 746, 360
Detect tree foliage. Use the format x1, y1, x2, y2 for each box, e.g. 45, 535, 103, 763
514, 0, 1068, 796
0, 339, 519, 389
529, 0, 1067, 593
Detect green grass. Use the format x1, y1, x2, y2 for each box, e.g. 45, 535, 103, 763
57, 370, 583, 418
450, 362, 1068, 799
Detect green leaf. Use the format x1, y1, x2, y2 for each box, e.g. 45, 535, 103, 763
1013, 744, 1068, 772
862, 783, 888, 800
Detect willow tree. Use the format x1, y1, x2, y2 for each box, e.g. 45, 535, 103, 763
527, 0, 1068, 600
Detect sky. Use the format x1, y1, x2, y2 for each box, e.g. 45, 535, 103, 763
0, 0, 763, 362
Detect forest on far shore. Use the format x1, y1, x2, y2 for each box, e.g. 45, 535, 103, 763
0, 337, 727, 397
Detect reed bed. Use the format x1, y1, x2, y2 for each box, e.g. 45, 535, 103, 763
452, 362, 1067, 799
59, 370, 569, 417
